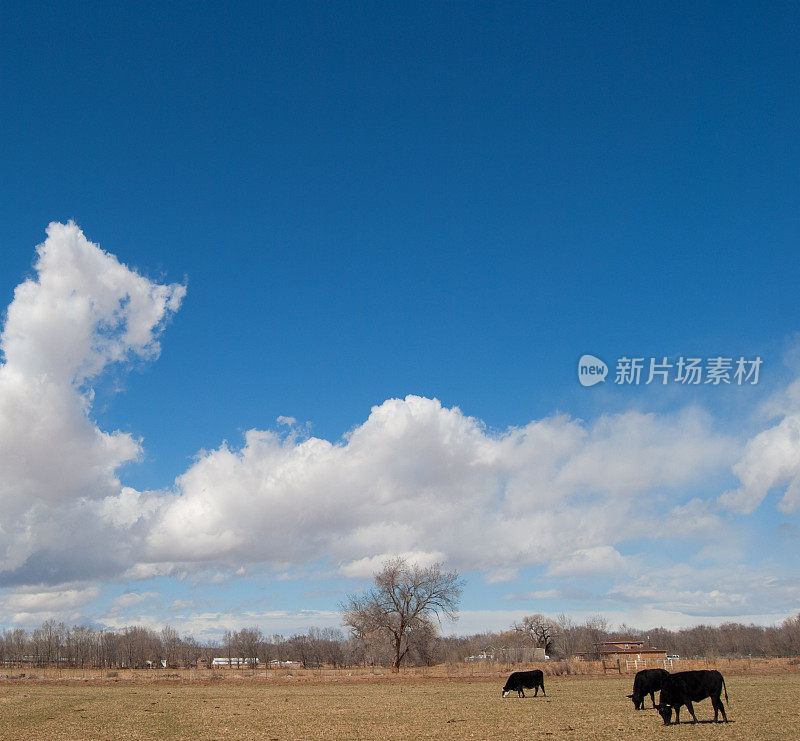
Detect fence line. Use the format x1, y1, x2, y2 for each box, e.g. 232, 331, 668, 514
624, 657, 675, 672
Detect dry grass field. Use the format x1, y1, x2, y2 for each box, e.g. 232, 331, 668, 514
0, 670, 797, 740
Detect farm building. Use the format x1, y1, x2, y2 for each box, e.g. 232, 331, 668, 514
598, 640, 667, 661
573, 639, 668, 664
210, 657, 259, 668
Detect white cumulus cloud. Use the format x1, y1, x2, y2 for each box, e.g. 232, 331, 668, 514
0, 222, 183, 585
721, 414, 800, 513
142, 398, 736, 578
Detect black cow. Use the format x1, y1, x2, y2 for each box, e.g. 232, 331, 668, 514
501, 670, 546, 698
655, 670, 729, 725
627, 668, 670, 709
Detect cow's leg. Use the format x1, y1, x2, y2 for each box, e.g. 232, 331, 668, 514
532, 686, 538, 696
713, 696, 728, 723
518, 689, 525, 698
684, 701, 698, 723
541, 684, 546, 697
674, 706, 681, 725
649, 691, 656, 709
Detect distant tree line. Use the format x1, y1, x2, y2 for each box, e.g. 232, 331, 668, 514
436, 612, 800, 663
1, 613, 799, 670
0, 614, 800, 669
0, 622, 203, 669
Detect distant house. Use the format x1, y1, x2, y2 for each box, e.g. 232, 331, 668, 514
573, 639, 668, 663
598, 639, 667, 661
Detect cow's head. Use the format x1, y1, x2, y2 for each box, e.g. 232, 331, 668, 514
654, 703, 673, 725
501, 689, 509, 698
627, 693, 640, 708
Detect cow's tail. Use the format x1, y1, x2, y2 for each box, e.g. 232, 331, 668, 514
722, 676, 729, 704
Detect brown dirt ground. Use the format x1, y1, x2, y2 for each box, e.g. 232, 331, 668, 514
0, 668, 796, 739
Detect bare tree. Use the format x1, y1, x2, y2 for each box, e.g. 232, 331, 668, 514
288, 627, 346, 669
3, 628, 28, 665
779, 614, 800, 655
120, 626, 158, 668
178, 634, 202, 668
288, 632, 316, 668
32, 619, 65, 667
555, 613, 580, 659
581, 615, 610, 660
68, 626, 97, 668
342, 557, 463, 672
222, 630, 236, 665
234, 627, 263, 668
161, 626, 181, 668
494, 629, 530, 663
405, 616, 441, 666
319, 627, 347, 668
514, 614, 559, 656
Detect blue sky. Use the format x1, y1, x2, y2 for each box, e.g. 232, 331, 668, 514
0, 1, 798, 638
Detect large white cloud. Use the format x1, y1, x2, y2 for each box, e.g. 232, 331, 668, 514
143, 398, 736, 576
0, 222, 184, 582
720, 412, 800, 514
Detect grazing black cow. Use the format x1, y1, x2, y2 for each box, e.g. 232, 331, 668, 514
501, 670, 546, 698
627, 668, 670, 709
655, 670, 729, 725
